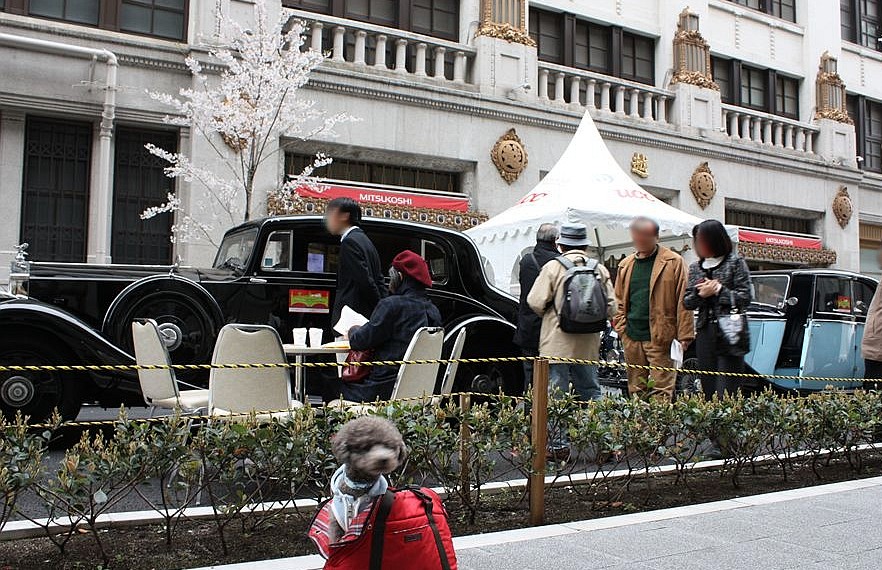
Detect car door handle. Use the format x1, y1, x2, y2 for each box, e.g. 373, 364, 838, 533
249, 277, 267, 284
812, 323, 821, 328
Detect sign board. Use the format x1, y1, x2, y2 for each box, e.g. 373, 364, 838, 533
296, 184, 470, 212
737, 228, 822, 250
288, 289, 330, 313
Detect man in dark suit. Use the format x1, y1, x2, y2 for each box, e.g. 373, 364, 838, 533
325, 197, 386, 324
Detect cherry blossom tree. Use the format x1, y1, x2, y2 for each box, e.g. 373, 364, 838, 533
142, 0, 352, 245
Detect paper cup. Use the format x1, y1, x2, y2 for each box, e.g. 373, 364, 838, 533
292, 328, 308, 348
308, 328, 323, 347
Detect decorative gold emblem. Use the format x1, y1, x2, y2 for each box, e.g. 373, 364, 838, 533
491, 129, 528, 184
630, 153, 649, 179
832, 186, 853, 228
689, 162, 716, 209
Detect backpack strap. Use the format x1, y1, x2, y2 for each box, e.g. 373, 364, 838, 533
410, 488, 453, 570
555, 255, 575, 270
369, 490, 396, 570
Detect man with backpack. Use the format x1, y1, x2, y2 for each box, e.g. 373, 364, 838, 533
527, 222, 617, 403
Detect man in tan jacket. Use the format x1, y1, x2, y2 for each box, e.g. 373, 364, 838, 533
528, 222, 617, 402
861, 245, 882, 385
613, 217, 694, 400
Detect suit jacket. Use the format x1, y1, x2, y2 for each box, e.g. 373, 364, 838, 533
332, 226, 386, 324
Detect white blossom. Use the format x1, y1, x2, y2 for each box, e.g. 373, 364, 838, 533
143, 0, 356, 246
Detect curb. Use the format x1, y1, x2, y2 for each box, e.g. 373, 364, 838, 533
2, 443, 874, 541
187, 475, 882, 570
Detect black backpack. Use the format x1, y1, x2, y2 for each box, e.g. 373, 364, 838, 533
555, 255, 608, 334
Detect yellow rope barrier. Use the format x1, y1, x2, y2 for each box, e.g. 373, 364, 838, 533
0, 357, 871, 383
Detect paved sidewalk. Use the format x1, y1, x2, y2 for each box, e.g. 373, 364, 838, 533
192, 477, 882, 570
456, 479, 882, 570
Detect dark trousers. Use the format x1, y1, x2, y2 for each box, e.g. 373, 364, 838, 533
865, 359, 882, 390
695, 322, 745, 399
521, 347, 539, 393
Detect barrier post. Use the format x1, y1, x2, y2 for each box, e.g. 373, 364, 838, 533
459, 392, 472, 501
530, 357, 549, 526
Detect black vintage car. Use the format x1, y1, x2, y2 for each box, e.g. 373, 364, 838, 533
0, 216, 522, 421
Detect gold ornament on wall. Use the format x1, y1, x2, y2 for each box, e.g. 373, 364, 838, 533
671, 8, 719, 91
491, 128, 528, 184
815, 52, 853, 124
630, 152, 649, 178
689, 162, 717, 209
832, 186, 853, 229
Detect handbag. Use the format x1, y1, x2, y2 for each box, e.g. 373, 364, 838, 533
342, 349, 373, 383
716, 291, 747, 347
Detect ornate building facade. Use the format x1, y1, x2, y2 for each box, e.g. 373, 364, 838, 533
1, 0, 881, 277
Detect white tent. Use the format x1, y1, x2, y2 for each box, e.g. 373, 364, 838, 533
467, 112, 704, 292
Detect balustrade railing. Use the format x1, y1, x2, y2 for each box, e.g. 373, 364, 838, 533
537, 62, 674, 125
721, 104, 818, 154
288, 9, 475, 85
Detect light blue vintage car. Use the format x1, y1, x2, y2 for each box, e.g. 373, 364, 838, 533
745, 269, 878, 392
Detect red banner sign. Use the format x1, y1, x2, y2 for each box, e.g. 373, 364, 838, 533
738, 228, 822, 250
296, 184, 470, 212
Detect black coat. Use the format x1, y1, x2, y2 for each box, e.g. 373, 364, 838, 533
347, 280, 442, 401
513, 241, 560, 350
683, 253, 753, 355
332, 226, 386, 324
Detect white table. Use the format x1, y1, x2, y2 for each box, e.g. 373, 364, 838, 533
283, 344, 349, 403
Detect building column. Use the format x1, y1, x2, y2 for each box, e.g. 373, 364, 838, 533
0, 110, 26, 279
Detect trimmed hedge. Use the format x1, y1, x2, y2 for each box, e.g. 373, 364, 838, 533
2, 389, 882, 566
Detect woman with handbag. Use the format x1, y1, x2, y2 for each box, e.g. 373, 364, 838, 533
343, 250, 442, 402
683, 220, 753, 399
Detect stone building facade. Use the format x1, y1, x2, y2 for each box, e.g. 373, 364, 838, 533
1, 0, 881, 277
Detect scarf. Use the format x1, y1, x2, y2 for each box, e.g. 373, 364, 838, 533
329, 464, 388, 533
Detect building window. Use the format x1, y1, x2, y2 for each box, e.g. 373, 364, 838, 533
285, 153, 461, 193
283, 0, 459, 41
841, 0, 881, 50
713, 58, 732, 103
27, 0, 99, 25
528, 8, 563, 63
713, 56, 800, 119
740, 65, 768, 111
726, 0, 796, 22
573, 20, 609, 72
726, 209, 813, 235
621, 31, 654, 84
119, 0, 186, 40
849, 94, 882, 173
3, 0, 187, 40
775, 74, 799, 118
21, 117, 92, 263
111, 127, 176, 265
529, 8, 656, 85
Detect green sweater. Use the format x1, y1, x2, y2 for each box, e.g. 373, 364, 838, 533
626, 251, 656, 342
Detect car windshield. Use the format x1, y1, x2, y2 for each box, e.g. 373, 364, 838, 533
213, 227, 258, 271
752, 275, 789, 307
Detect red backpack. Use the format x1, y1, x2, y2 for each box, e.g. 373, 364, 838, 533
310, 487, 457, 570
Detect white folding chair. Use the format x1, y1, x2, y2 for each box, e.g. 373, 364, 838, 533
389, 327, 445, 400
439, 328, 467, 396
131, 320, 209, 416
208, 324, 303, 420
331, 327, 445, 412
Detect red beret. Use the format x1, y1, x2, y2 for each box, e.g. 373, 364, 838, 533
392, 250, 433, 288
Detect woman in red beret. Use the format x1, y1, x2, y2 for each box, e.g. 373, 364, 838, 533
345, 250, 442, 402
